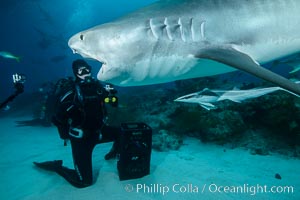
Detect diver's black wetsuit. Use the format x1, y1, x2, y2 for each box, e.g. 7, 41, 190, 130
34, 78, 120, 188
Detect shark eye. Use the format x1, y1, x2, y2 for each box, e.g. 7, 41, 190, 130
80, 34, 84, 41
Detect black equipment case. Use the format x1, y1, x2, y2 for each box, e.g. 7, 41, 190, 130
117, 122, 152, 180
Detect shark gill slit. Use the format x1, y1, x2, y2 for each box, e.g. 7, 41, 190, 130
200, 21, 205, 39
190, 18, 195, 41
149, 18, 158, 39
164, 18, 173, 40
178, 18, 186, 42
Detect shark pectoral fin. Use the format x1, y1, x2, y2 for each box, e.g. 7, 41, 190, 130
227, 98, 242, 103
196, 47, 300, 96
199, 102, 216, 110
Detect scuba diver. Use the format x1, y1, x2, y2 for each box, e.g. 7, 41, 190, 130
0, 73, 25, 110
34, 59, 120, 188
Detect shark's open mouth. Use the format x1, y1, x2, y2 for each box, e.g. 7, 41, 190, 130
97, 63, 113, 82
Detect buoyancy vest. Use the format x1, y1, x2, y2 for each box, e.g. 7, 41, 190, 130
54, 77, 108, 131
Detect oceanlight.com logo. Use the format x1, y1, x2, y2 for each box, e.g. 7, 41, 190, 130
207, 184, 294, 196
124, 183, 294, 196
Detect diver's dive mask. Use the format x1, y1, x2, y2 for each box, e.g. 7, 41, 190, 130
76, 66, 91, 80
77, 67, 91, 75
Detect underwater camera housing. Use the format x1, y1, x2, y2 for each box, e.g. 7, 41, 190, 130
0, 73, 26, 109
117, 122, 152, 180
12, 73, 26, 94
13, 73, 26, 84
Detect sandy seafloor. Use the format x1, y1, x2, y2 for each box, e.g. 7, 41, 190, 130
0, 116, 299, 200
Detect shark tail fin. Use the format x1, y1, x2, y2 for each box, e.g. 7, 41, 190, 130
15, 56, 21, 62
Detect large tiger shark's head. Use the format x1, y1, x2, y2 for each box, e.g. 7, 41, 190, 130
68, 22, 152, 86
67, 1, 197, 86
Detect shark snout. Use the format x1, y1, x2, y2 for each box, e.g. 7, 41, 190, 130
68, 35, 81, 54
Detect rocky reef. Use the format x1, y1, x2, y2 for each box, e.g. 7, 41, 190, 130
111, 77, 300, 157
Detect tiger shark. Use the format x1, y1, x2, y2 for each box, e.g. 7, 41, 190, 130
68, 0, 300, 95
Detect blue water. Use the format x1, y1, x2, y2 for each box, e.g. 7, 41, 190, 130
0, 1, 300, 199
1, 0, 298, 98
0, 0, 157, 97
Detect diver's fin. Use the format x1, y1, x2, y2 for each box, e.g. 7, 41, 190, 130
196, 46, 300, 96
33, 160, 63, 172
34, 160, 90, 188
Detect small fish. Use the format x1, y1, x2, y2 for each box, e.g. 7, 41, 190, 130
0, 51, 21, 62
2, 105, 10, 111
174, 85, 300, 111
